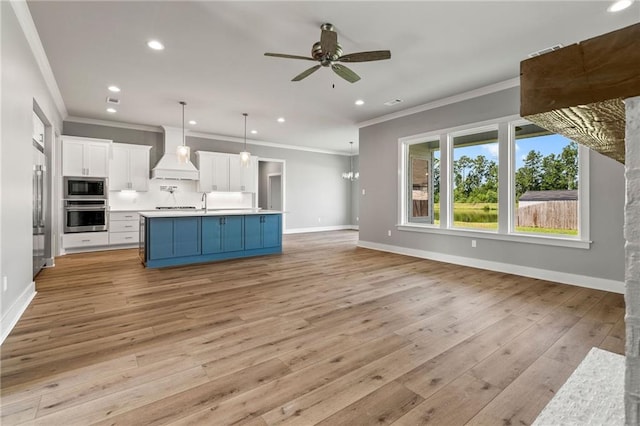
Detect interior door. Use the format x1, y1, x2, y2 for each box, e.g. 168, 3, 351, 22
268, 174, 282, 210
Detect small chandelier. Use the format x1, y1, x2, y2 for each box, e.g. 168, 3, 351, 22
240, 113, 251, 167
342, 141, 359, 181
176, 101, 190, 163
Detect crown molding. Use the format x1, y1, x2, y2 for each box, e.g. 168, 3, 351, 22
65, 117, 349, 156
358, 77, 521, 129
65, 116, 163, 132
10, 0, 68, 119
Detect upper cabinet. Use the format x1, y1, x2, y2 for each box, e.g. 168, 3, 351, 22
62, 136, 111, 177
196, 151, 257, 193
110, 143, 151, 191
229, 155, 257, 193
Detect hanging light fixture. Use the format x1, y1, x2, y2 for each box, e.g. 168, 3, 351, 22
240, 112, 251, 167
342, 141, 359, 181
176, 101, 190, 164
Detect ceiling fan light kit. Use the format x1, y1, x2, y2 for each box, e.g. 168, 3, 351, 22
265, 23, 391, 83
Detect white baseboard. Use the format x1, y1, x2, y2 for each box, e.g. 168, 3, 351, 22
358, 240, 624, 294
285, 225, 358, 235
1, 282, 37, 345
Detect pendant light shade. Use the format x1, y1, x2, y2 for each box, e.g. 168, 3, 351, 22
342, 141, 359, 181
176, 101, 190, 164
240, 113, 251, 167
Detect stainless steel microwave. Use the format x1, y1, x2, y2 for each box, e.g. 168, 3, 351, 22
63, 177, 107, 199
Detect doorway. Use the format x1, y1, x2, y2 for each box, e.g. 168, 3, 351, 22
258, 159, 285, 229
268, 174, 282, 210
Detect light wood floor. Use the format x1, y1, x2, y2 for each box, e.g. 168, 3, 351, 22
1, 231, 625, 425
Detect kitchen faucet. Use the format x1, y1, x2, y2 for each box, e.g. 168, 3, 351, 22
201, 192, 208, 211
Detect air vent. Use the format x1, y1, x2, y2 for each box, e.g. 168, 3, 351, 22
384, 99, 403, 106
106, 97, 120, 105
528, 44, 563, 58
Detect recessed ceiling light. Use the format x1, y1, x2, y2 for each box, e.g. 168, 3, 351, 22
147, 40, 164, 50
355, 99, 365, 106
250, 130, 258, 134
188, 120, 197, 125
608, 0, 632, 11
106, 108, 117, 113
108, 85, 121, 93
277, 117, 285, 123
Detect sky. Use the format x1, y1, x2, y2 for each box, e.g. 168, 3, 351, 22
445, 133, 573, 169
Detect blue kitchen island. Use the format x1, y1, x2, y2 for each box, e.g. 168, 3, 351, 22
139, 210, 282, 268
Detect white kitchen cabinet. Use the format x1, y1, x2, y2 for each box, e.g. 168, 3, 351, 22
229, 155, 257, 193
109, 211, 140, 245
62, 231, 109, 249
109, 143, 151, 191
196, 152, 231, 192
62, 136, 111, 177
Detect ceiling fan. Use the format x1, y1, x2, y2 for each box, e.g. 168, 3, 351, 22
264, 23, 391, 83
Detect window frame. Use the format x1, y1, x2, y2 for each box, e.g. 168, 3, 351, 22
397, 115, 591, 249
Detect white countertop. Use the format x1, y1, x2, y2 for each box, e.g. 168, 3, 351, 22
139, 209, 283, 218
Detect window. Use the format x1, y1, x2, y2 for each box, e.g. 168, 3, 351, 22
408, 140, 439, 224
399, 115, 589, 248
513, 123, 578, 236
451, 127, 499, 231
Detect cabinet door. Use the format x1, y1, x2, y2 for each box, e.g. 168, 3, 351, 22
229, 156, 242, 192
244, 215, 263, 250
197, 155, 214, 192
148, 218, 174, 260
62, 140, 85, 176
202, 216, 223, 254
86, 143, 110, 177
173, 217, 201, 257
241, 157, 257, 193
109, 145, 129, 190
129, 148, 149, 191
223, 216, 244, 252
212, 155, 230, 191
262, 215, 281, 248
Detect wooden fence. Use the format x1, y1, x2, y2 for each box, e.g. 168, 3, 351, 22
516, 200, 577, 230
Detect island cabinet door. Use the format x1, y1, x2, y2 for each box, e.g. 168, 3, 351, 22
262, 215, 281, 248
202, 217, 223, 254
223, 216, 244, 252
173, 217, 201, 257
244, 215, 263, 250
148, 218, 174, 260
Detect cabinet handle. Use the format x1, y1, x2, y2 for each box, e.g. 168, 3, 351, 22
124, 215, 133, 218
82, 239, 91, 242
124, 225, 133, 228
125, 237, 133, 240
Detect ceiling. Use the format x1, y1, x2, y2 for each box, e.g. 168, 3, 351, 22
27, 1, 639, 154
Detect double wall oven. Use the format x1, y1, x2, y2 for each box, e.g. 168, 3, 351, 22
63, 177, 108, 233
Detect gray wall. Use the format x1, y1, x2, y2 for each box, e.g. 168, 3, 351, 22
359, 87, 626, 282
258, 161, 283, 209
63, 122, 355, 230
1, 3, 64, 335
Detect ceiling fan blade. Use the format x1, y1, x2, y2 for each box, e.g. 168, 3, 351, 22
292, 65, 321, 81
320, 28, 338, 56
264, 53, 316, 61
331, 63, 360, 83
339, 50, 391, 63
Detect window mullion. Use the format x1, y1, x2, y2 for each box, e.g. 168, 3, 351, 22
441, 133, 451, 228
498, 121, 510, 234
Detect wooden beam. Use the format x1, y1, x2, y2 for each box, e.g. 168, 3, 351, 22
520, 23, 640, 164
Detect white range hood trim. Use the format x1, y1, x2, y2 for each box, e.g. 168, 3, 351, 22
152, 126, 199, 180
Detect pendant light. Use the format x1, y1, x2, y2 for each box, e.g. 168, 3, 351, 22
239, 113, 251, 167
176, 101, 190, 164
342, 141, 359, 181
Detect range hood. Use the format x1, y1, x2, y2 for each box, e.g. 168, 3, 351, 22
151, 126, 199, 180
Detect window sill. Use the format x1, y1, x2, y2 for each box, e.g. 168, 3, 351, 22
396, 224, 591, 249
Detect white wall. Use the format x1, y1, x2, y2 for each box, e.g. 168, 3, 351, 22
1, 2, 64, 341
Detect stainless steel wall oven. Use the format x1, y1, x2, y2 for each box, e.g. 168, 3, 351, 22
64, 199, 108, 233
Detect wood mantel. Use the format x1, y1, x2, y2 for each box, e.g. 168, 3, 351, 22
520, 23, 640, 164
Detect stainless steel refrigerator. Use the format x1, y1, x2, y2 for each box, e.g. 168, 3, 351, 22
33, 142, 47, 277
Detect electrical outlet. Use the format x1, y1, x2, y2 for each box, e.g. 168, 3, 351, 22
3, 276, 7, 292
362, 189, 366, 195
387, 230, 391, 237
356, 216, 359, 222
471, 239, 477, 248
318, 217, 322, 223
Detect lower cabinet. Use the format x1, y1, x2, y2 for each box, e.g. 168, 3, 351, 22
245, 215, 282, 250
202, 216, 244, 254
149, 217, 201, 260
144, 214, 282, 268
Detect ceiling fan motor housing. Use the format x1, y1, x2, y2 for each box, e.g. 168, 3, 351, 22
312, 42, 342, 65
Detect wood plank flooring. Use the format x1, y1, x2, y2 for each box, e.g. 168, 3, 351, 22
0, 231, 625, 425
